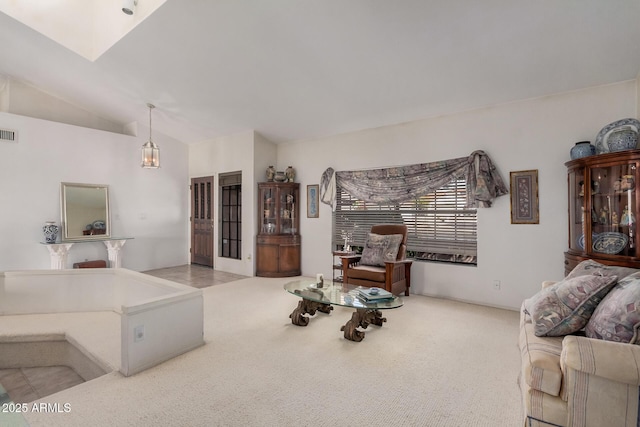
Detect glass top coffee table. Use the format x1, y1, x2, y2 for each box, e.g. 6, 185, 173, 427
284, 279, 403, 342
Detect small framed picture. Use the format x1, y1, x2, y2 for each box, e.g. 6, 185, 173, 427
510, 170, 539, 224
307, 184, 319, 218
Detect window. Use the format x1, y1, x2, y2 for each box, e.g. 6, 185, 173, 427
219, 173, 241, 260
332, 178, 477, 265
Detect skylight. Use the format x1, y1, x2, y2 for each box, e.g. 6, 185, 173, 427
0, 0, 166, 61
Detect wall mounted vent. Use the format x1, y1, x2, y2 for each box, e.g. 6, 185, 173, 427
0, 128, 17, 142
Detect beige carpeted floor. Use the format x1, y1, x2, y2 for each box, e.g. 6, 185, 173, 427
2, 277, 523, 427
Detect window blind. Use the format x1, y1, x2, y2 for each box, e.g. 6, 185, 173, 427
332, 179, 477, 258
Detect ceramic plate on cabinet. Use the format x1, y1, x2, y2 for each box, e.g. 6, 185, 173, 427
595, 118, 640, 154
577, 233, 598, 251
592, 232, 629, 254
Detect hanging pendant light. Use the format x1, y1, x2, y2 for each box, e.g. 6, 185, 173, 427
141, 103, 160, 168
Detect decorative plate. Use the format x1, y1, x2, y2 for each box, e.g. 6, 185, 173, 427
595, 118, 640, 154
577, 233, 598, 251
92, 220, 106, 230
592, 232, 628, 254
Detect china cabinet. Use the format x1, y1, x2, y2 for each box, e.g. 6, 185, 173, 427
565, 150, 640, 275
256, 182, 301, 277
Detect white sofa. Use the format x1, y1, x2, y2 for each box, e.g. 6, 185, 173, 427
519, 264, 640, 427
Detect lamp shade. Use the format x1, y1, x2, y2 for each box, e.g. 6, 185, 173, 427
141, 140, 160, 168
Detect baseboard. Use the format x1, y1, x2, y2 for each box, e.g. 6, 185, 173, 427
414, 291, 519, 312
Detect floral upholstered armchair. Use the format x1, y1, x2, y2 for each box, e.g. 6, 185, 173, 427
341, 224, 412, 296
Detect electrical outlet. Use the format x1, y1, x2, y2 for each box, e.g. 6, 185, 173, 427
493, 280, 501, 291
134, 325, 145, 342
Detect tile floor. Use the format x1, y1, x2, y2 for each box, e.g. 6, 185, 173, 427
0, 367, 84, 404
143, 263, 248, 288
0, 264, 248, 404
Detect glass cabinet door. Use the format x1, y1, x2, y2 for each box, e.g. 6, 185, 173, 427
279, 187, 298, 234
590, 163, 637, 257
568, 168, 585, 252
259, 183, 300, 235
261, 187, 276, 234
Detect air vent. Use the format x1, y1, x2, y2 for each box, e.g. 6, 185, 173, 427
0, 128, 16, 142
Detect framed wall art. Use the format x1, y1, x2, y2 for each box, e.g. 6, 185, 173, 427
510, 170, 539, 224
307, 184, 319, 218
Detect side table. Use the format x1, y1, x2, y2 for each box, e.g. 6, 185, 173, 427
332, 250, 355, 284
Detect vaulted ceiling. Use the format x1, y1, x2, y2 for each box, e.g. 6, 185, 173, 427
1, 0, 640, 144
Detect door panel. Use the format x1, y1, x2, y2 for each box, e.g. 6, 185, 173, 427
191, 176, 214, 267
279, 243, 301, 275
256, 243, 279, 275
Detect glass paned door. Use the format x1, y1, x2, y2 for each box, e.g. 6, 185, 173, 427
590, 164, 637, 257
262, 187, 276, 234
280, 187, 297, 234
568, 168, 585, 252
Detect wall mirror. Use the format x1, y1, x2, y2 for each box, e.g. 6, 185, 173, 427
61, 182, 110, 240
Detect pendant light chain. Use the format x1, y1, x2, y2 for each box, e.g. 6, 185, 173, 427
148, 103, 154, 141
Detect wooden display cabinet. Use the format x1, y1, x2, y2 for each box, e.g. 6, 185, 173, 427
256, 182, 301, 277
565, 150, 640, 275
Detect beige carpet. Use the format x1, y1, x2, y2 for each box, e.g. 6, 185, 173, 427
3, 277, 522, 427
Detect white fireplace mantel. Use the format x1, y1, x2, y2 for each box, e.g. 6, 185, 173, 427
41, 238, 133, 269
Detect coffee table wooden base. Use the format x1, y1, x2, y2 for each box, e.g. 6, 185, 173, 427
289, 299, 334, 326
340, 309, 387, 342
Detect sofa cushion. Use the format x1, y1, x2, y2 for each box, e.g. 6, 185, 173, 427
360, 233, 403, 267
566, 259, 637, 281
525, 273, 618, 337
585, 272, 640, 344
519, 379, 568, 426
519, 305, 565, 397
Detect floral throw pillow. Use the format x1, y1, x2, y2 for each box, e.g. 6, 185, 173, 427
585, 272, 640, 344
526, 273, 618, 337
359, 233, 403, 267
566, 259, 637, 281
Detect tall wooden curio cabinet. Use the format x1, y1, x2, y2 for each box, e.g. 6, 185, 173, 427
256, 182, 301, 277
565, 150, 640, 275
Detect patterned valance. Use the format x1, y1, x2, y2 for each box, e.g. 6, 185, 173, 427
320, 150, 508, 210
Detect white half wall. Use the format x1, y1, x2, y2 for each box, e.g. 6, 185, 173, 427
277, 80, 638, 310
0, 111, 189, 271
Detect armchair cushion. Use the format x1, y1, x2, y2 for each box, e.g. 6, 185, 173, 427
346, 265, 386, 283
586, 272, 640, 344
359, 233, 403, 267
525, 273, 618, 337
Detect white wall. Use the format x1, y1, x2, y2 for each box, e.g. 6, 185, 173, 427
277, 80, 637, 310
3, 76, 636, 311
189, 130, 277, 276
0, 111, 189, 271
1, 79, 126, 134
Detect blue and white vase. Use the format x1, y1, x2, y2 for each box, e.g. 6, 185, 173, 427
570, 141, 595, 160
43, 221, 59, 243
